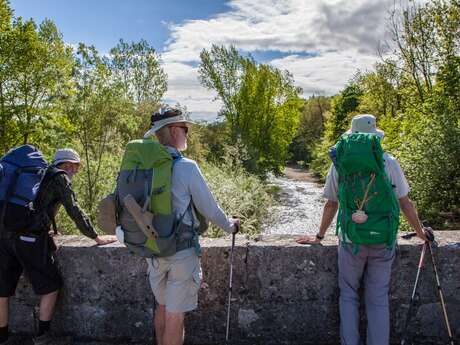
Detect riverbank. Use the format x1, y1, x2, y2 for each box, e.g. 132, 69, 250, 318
283, 163, 322, 184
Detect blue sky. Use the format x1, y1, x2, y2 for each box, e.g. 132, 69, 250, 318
9, 0, 396, 121
10, 0, 229, 53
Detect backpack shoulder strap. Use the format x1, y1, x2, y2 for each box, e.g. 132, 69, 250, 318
36, 166, 67, 234
38, 166, 67, 197
171, 152, 183, 166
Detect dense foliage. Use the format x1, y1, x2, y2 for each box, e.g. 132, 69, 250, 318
289, 95, 331, 166
1, 0, 458, 233
0, 0, 272, 236
199, 45, 303, 176
309, 0, 460, 228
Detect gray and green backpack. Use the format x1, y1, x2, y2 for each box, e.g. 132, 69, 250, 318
115, 138, 204, 258
332, 133, 400, 248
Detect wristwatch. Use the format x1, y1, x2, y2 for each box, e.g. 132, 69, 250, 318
316, 233, 324, 240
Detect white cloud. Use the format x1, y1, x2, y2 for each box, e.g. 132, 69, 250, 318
162, 62, 222, 121
161, 0, 395, 120
270, 50, 378, 97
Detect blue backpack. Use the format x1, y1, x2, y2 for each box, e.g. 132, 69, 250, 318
0, 145, 53, 234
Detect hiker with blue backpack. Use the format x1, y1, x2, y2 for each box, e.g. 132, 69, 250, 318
296, 114, 433, 345
102, 106, 239, 345
0, 147, 115, 345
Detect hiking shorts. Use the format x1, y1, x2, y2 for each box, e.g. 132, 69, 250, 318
147, 248, 202, 313
0, 234, 62, 297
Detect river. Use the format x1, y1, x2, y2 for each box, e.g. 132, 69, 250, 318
262, 166, 336, 235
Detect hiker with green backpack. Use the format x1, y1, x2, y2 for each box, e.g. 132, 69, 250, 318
296, 114, 432, 345
102, 106, 239, 345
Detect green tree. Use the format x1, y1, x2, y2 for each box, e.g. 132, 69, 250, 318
199, 45, 243, 139
58, 39, 168, 228
310, 83, 362, 178
381, 0, 460, 227
347, 0, 460, 227
289, 95, 331, 165
109, 38, 167, 120
64, 44, 135, 219
0, 2, 74, 153
0, 0, 15, 153
235, 61, 302, 174
393, 58, 460, 227
199, 45, 302, 175
356, 63, 401, 118
388, 1, 436, 102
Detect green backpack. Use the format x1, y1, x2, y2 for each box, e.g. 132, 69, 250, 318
114, 138, 206, 258
333, 133, 400, 248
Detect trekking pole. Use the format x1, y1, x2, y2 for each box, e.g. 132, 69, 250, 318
427, 241, 455, 345
225, 232, 236, 344
401, 241, 427, 345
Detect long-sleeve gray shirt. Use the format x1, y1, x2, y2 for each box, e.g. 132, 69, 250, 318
166, 147, 234, 233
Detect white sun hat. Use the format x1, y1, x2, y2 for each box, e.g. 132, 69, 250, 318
144, 106, 195, 138
346, 114, 384, 138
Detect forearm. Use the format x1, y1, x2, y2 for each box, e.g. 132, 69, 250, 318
189, 170, 233, 233
399, 197, 424, 236
67, 205, 98, 239
58, 176, 98, 239
317, 200, 338, 237
63, 205, 97, 238
195, 198, 233, 233
200, 205, 233, 232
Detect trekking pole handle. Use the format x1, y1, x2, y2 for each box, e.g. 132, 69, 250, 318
231, 216, 240, 234
401, 232, 418, 240
401, 228, 435, 242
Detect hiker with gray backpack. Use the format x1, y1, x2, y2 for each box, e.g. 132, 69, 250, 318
0, 146, 115, 345
296, 114, 433, 345
98, 106, 239, 345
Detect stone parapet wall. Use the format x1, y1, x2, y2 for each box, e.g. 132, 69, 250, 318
9, 232, 460, 344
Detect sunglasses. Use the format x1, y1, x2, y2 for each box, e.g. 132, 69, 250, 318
169, 125, 189, 135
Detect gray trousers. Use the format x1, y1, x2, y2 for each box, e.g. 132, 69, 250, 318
338, 242, 395, 345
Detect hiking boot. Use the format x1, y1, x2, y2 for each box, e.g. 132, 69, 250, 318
32, 332, 72, 345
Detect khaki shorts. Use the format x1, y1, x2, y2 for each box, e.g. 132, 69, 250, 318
147, 248, 202, 313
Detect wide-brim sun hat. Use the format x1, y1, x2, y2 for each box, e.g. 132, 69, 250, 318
53, 148, 81, 165
346, 114, 384, 138
144, 107, 195, 138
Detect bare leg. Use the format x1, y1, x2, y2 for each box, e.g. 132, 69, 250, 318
38, 291, 58, 322
0, 297, 8, 327
154, 304, 166, 345
164, 311, 184, 345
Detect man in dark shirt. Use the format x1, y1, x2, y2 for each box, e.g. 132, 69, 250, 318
0, 148, 115, 345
